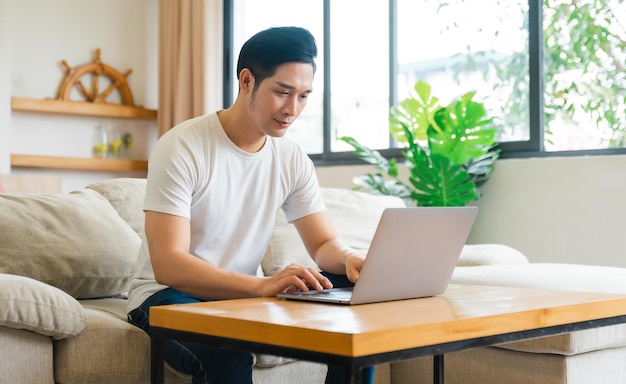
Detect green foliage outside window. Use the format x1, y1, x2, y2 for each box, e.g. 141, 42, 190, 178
543, 0, 625, 147
447, 0, 625, 148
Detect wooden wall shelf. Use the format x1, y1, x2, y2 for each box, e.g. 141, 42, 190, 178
11, 154, 148, 172
11, 97, 157, 119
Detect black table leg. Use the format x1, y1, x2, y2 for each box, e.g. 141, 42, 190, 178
151, 331, 165, 384
346, 364, 362, 384
434, 354, 444, 384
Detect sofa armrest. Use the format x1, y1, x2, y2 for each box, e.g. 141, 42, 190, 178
0, 274, 87, 339
458, 244, 529, 266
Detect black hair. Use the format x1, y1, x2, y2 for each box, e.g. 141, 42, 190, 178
236, 26, 318, 92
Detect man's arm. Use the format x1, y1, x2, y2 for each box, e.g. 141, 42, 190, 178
145, 211, 330, 299
292, 211, 366, 283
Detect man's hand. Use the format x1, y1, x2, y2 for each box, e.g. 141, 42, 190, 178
261, 263, 333, 297
292, 210, 368, 284
344, 254, 367, 283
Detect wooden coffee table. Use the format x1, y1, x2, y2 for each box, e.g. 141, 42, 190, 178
149, 284, 626, 384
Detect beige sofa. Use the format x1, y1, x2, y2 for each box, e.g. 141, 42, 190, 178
1, 178, 625, 384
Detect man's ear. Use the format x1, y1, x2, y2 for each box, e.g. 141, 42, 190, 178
239, 69, 255, 92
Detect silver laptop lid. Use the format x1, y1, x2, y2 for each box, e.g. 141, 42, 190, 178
349, 206, 478, 304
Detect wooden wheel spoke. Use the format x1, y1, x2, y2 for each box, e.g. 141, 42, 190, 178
74, 80, 93, 101
99, 82, 120, 101
92, 71, 100, 98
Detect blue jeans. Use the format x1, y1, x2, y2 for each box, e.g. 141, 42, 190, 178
128, 272, 374, 384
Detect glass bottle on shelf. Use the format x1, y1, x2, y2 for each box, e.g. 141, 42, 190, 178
92, 125, 109, 159
121, 132, 133, 159
107, 125, 122, 158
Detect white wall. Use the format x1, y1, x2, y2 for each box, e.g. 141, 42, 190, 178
316, 155, 626, 268
1, 0, 158, 190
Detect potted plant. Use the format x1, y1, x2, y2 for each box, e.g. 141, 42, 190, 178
340, 80, 500, 207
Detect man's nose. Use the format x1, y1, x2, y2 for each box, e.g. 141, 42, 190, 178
283, 96, 299, 116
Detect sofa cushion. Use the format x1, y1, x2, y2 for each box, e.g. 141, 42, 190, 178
0, 274, 87, 339
500, 323, 626, 355
451, 263, 626, 294
54, 298, 190, 384
86, 178, 147, 236
458, 244, 529, 266
0, 189, 141, 299
55, 299, 152, 384
262, 188, 406, 276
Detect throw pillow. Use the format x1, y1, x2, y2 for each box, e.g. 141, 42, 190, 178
457, 244, 529, 266
261, 188, 406, 276
86, 178, 147, 236
0, 273, 87, 339
0, 189, 141, 299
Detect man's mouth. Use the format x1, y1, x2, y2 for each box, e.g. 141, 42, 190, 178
275, 119, 292, 128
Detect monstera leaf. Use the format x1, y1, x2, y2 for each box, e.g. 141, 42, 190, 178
402, 125, 478, 207
428, 90, 497, 165
340, 80, 500, 207
389, 80, 440, 143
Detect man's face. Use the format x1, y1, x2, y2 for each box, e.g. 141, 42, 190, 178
247, 62, 314, 138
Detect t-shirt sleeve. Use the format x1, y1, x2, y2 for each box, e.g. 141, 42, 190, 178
281, 146, 326, 223
143, 126, 200, 220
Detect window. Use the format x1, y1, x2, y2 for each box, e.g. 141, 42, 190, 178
329, 0, 390, 153
225, 0, 626, 161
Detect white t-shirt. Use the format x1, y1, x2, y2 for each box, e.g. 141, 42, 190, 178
127, 112, 325, 312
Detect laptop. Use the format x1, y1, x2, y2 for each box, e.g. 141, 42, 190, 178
277, 206, 478, 305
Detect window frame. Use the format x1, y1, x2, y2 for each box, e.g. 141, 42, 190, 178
222, 0, 626, 164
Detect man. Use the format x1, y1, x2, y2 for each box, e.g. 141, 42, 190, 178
127, 26, 373, 383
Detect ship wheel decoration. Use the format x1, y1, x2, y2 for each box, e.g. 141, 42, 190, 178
56, 48, 135, 106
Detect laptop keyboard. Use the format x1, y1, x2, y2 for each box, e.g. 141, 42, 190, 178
302, 288, 353, 299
